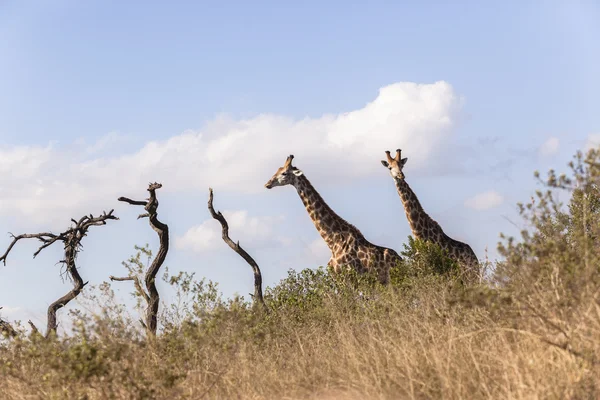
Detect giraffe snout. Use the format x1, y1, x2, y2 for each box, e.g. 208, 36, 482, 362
264, 181, 273, 189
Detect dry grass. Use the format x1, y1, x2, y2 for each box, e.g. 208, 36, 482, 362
2, 149, 600, 399
1, 274, 597, 400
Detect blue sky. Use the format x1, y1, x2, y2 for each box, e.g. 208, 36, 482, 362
1, 1, 599, 332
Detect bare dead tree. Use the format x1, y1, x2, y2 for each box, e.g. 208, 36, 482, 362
0, 307, 17, 338
208, 188, 267, 312
0, 210, 118, 337
117, 182, 169, 335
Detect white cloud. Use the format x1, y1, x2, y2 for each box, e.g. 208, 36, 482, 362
74, 131, 131, 155
539, 137, 559, 157
464, 190, 504, 211
176, 210, 286, 253
0, 81, 462, 223
586, 133, 600, 151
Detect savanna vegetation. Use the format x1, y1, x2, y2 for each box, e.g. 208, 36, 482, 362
1, 149, 600, 399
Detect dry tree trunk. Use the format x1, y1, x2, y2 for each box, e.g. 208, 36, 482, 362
117, 182, 169, 335
0, 210, 118, 337
208, 188, 268, 312
46, 239, 87, 336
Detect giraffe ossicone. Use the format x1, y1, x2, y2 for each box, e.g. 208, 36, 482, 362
381, 148, 480, 283
265, 154, 402, 284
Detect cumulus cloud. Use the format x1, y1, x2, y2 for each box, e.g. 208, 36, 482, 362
464, 190, 504, 211
539, 137, 559, 157
73, 131, 132, 156
176, 210, 286, 253
0, 81, 462, 223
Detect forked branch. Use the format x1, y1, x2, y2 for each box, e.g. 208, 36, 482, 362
0, 210, 118, 337
0, 232, 60, 265
208, 188, 267, 311
117, 183, 169, 335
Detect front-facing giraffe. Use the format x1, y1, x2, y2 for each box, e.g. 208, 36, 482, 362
265, 155, 402, 284
381, 149, 480, 283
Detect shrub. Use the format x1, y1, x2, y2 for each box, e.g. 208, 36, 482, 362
1, 149, 600, 399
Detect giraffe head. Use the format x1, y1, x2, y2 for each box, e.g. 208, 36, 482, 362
264, 155, 304, 189
381, 149, 408, 179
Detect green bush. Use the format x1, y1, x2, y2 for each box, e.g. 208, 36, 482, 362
2, 148, 600, 399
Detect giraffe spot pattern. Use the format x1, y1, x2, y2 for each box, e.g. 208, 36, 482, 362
288, 174, 402, 284
393, 176, 480, 283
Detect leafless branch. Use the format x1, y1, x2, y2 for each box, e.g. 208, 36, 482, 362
0, 232, 60, 265
117, 183, 169, 335
208, 188, 267, 312
117, 197, 147, 206
0, 210, 118, 337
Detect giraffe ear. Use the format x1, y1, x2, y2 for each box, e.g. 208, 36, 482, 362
292, 169, 303, 177
381, 160, 389, 168
400, 157, 408, 166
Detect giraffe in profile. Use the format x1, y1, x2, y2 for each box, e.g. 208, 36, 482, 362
381, 149, 480, 282
265, 155, 402, 284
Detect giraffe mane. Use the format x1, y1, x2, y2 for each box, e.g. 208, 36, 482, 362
297, 174, 365, 239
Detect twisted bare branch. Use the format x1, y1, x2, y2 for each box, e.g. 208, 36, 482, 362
117, 183, 169, 335
0, 210, 118, 337
208, 188, 267, 312
0, 232, 60, 265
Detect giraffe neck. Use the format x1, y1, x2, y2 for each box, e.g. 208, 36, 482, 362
294, 175, 357, 249
393, 177, 439, 240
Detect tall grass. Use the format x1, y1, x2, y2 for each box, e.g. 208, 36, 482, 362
1, 149, 600, 399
